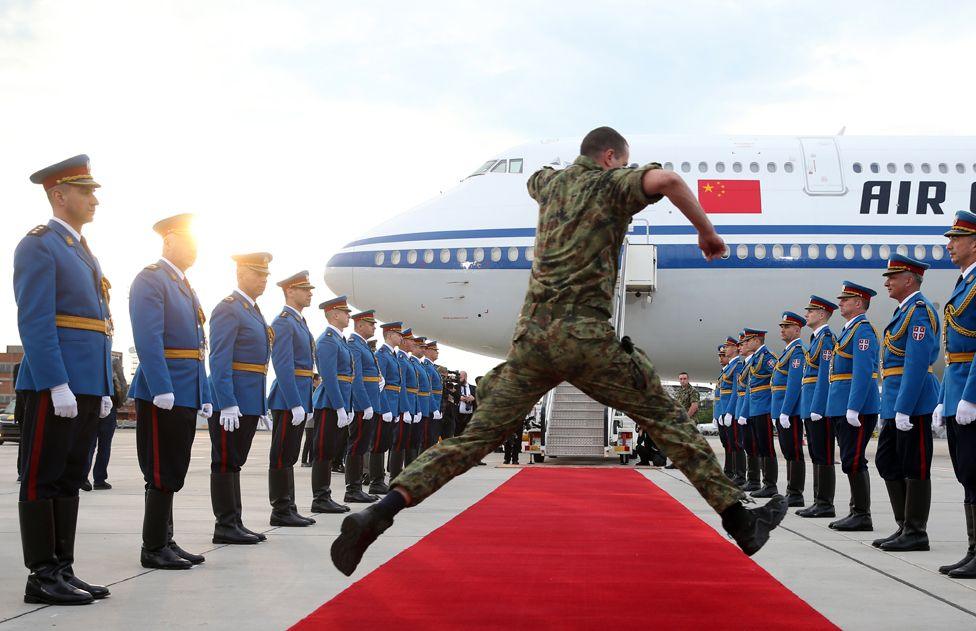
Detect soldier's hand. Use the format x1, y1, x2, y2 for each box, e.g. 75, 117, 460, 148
378, 375, 386, 391
363, 406, 374, 420
99, 395, 113, 419
413, 412, 422, 424
810, 412, 823, 421
957, 400, 976, 426
698, 230, 726, 262
200, 403, 213, 419
894, 412, 913, 431
737, 416, 747, 426
779, 413, 790, 429
291, 406, 306, 425
51, 383, 78, 418
152, 392, 175, 411
932, 404, 945, 429
382, 412, 393, 422
337, 408, 352, 427
220, 406, 241, 432
433, 410, 443, 420
845, 409, 861, 427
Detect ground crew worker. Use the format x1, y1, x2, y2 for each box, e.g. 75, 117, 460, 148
772, 311, 806, 507
267, 271, 317, 527
310, 296, 353, 514
796, 296, 839, 519
208, 252, 273, 545
130, 213, 212, 569
712, 344, 733, 478
14, 155, 113, 604
331, 126, 785, 576
667, 372, 700, 469
720, 336, 747, 486
736, 328, 779, 498
370, 322, 404, 495
826, 281, 880, 532
345, 309, 381, 503
729, 331, 761, 491
935, 211, 976, 578
407, 336, 432, 464
874, 255, 939, 552
421, 340, 444, 450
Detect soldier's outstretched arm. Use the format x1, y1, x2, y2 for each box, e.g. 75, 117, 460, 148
642, 169, 725, 260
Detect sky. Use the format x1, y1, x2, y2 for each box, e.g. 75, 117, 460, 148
2, 1, 975, 379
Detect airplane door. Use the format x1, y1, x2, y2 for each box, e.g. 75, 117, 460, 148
799, 137, 847, 195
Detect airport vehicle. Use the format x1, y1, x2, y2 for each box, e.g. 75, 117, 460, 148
0, 399, 18, 444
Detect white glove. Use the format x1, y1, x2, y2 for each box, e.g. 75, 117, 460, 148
810, 412, 823, 421
200, 403, 213, 419
722, 413, 732, 426
712, 418, 719, 431
362, 406, 374, 420
306, 410, 315, 422
433, 410, 443, 420
737, 416, 747, 426
933, 404, 945, 429
402, 413, 410, 423
779, 413, 790, 429
153, 392, 175, 411
895, 412, 913, 432
846, 409, 861, 427
291, 406, 306, 425
260, 413, 271, 427
50, 383, 78, 418
382, 411, 393, 422
337, 407, 352, 427
220, 406, 241, 432
413, 412, 422, 424
378, 375, 386, 391
957, 400, 976, 426
99, 396, 113, 419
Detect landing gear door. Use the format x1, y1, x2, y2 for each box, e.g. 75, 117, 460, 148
800, 137, 846, 195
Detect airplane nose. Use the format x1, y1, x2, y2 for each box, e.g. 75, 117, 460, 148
324, 253, 354, 300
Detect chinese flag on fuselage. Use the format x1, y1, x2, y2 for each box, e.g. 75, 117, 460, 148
697, 179, 762, 214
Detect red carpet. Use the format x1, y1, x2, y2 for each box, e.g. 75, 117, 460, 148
293, 468, 836, 630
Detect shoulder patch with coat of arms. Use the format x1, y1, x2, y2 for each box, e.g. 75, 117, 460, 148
858, 338, 870, 351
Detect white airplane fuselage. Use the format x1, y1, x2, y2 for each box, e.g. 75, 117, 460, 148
325, 135, 976, 378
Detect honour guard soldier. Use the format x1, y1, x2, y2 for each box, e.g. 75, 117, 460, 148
267, 272, 317, 527
421, 340, 444, 451
826, 281, 880, 531
874, 255, 939, 552
772, 312, 807, 507
936, 211, 976, 577
407, 336, 433, 463
713, 344, 733, 478
371, 322, 404, 494
797, 296, 839, 518
729, 331, 760, 491
207, 253, 273, 545
390, 328, 420, 476
309, 296, 354, 513
736, 328, 779, 497
719, 336, 747, 485
14, 156, 112, 604
130, 213, 212, 569
346, 310, 381, 503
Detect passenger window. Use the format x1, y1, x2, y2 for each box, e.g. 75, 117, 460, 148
663, 162, 674, 171
852, 162, 862, 173
715, 162, 725, 173
957, 163, 966, 174
698, 161, 708, 173
904, 163, 914, 174
749, 162, 759, 173
939, 163, 948, 174
680, 162, 691, 173
732, 162, 742, 173
886, 163, 896, 174
784, 162, 794, 173
870, 163, 880, 174
766, 162, 777, 173
490, 160, 508, 173
921, 163, 931, 174
509, 159, 523, 174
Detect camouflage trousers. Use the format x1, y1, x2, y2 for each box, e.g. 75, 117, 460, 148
393, 304, 745, 513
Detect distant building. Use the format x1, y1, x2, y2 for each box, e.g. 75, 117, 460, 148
0, 345, 25, 407
127, 346, 140, 380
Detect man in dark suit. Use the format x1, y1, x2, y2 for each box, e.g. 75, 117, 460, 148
86, 352, 127, 490
455, 371, 476, 436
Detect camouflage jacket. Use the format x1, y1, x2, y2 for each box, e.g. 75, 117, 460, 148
525, 155, 663, 317
674, 384, 701, 412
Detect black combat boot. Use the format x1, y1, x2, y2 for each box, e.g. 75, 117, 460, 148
286, 466, 315, 524
142, 489, 192, 569
941, 504, 975, 574
331, 490, 406, 576
751, 457, 779, 498
881, 479, 930, 552
211, 472, 260, 544
168, 505, 205, 565
742, 455, 761, 492
720, 495, 788, 557
829, 471, 872, 531
345, 455, 378, 503
20, 499, 94, 605
269, 468, 309, 527
233, 471, 266, 541
310, 460, 349, 513
731, 451, 747, 487
368, 452, 390, 495
799, 464, 836, 518
786, 460, 805, 507
796, 464, 819, 516
52, 497, 109, 599
873, 479, 906, 547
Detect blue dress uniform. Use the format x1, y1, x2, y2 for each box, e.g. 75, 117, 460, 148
371, 323, 404, 492
728, 334, 760, 489
422, 342, 444, 451
772, 312, 807, 507
407, 340, 433, 464
874, 255, 940, 552
719, 337, 746, 485
266, 271, 317, 528
826, 281, 880, 532
389, 328, 419, 479
310, 296, 354, 514
344, 309, 383, 504
713, 343, 733, 479
206, 252, 274, 546
130, 213, 211, 570
15, 155, 112, 605
938, 212, 976, 577
739, 329, 779, 497
796, 295, 839, 519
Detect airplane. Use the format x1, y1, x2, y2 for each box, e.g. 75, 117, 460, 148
324, 134, 976, 379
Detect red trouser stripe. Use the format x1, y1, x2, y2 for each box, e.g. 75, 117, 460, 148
372, 418, 383, 451
853, 421, 865, 471
918, 416, 927, 480
220, 425, 228, 473
152, 405, 162, 489
317, 410, 326, 459
277, 412, 289, 469
26, 391, 50, 501
350, 414, 363, 453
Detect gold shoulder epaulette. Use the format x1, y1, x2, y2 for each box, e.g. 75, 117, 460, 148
144, 263, 160, 271
280, 310, 290, 318
223, 295, 234, 303
27, 224, 49, 237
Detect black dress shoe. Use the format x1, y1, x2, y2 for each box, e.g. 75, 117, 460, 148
213, 525, 260, 545
880, 531, 929, 552
63, 574, 109, 599
331, 504, 394, 576
797, 503, 835, 518
80, 481, 92, 492
941, 552, 975, 575
93, 481, 112, 490
949, 556, 976, 578
872, 528, 902, 548
271, 510, 312, 527
169, 542, 205, 564
828, 513, 873, 531
721, 495, 787, 557
786, 494, 804, 508
344, 489, 378, 504
25, 572, 94, 605
311, 498, 350, 514
141, 545, 193, 570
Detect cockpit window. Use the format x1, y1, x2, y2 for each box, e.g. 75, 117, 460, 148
469, 160, 496, 177
490, 160, 509, 173
509, 158, 523, 174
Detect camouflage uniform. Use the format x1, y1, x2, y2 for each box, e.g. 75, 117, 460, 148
393, 155, 745, 513
675, 384, 701, 416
